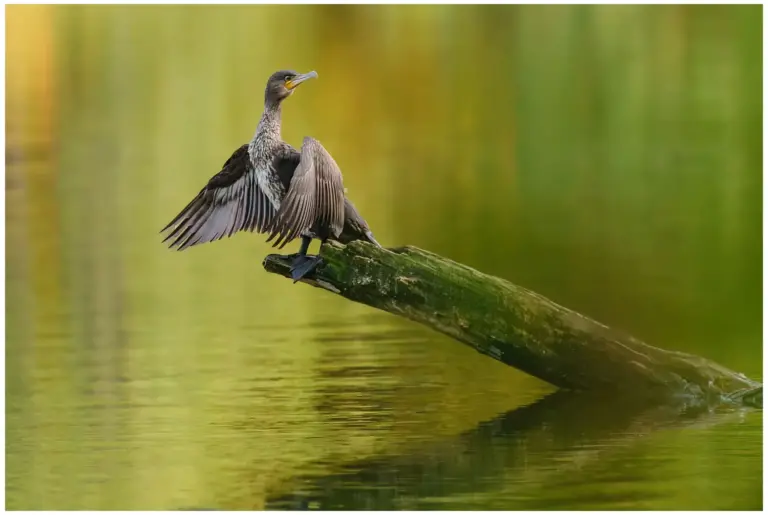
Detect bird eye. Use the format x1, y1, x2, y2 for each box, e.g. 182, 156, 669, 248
284, 76, 293, 83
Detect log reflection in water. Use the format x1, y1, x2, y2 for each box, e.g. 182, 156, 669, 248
266, 391, 752, 510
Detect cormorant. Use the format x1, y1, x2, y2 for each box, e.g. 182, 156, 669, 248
160, 70, 380, 281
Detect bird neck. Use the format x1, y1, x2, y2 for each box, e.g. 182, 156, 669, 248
254, 101, 283, 145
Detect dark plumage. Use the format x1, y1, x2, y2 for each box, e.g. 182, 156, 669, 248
161, 69, 380, 279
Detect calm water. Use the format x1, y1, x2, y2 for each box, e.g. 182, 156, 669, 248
6, 5, 762, 510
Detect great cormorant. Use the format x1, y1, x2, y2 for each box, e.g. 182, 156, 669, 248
160, 70, 380, 281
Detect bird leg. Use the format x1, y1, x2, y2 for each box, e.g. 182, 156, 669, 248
289, 236, 323, 283
297, 235, 311, 256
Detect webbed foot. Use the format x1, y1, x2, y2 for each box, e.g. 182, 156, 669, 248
290, 255, 324, 283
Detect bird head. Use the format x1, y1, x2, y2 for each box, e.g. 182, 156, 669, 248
264, 69, 318, 105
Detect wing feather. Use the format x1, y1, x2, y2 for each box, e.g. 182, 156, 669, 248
160, 144, 276, 250
229, 182, 246, 237
173, 200, 217, 250
267, 137, 346, 248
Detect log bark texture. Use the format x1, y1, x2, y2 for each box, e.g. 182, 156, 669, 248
263, 241, 761, 407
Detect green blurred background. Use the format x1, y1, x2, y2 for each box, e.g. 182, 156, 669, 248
6, 4, 762, 510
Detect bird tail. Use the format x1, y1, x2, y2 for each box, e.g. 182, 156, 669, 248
364, 230, 382, 248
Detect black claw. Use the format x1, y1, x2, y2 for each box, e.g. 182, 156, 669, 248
289, 255, 323, 283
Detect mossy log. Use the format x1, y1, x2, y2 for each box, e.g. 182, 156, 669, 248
263, 241, 761, 407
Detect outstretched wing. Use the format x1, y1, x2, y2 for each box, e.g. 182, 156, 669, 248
267, 137, 345, 249
161, 144, 275, 250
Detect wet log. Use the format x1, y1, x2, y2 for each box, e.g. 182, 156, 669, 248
263, 241, 761, 407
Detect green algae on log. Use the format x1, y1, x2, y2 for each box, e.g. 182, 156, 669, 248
263, 241, 761, 408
